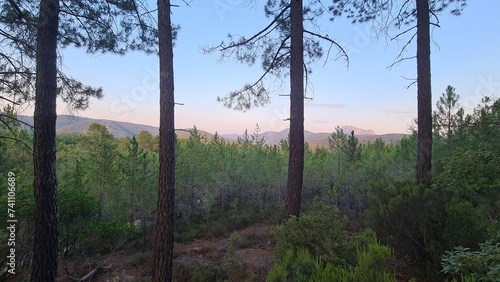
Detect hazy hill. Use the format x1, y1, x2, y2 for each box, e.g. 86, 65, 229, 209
17, 115, 406, 144
17, 115, 213, 139
252, 127, 405, 146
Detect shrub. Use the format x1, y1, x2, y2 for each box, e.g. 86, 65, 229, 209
190, 263, 224, 282
229, 232, 256, 253
267, 241, 396, 282
353, 242, 394, 281
225, 258, 257, 282
366, 179, 490, 266
441, 232, 500, 282
271, 200, 350, 266
266, 248, 317, 282
59, 187, 101, 255
88, 221, 139, 253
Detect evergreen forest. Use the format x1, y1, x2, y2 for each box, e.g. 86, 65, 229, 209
1, 0, 499, 281
1, 89, 499, 281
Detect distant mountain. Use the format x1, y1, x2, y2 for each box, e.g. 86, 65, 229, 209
17, 115, 406, 144
341, 125, 376, 135
253, 126, 377, 146
224, 126, 406, 146
17, 115, 213, 139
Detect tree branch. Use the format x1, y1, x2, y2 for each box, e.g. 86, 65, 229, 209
0, 136, 32, 152
0, 113, 34, 128
0, 96, 20, 105
389, 25, 416, 41
218, 35, 291, 110
304, 29, 349, 66
208, 4, 290, 52
386, 55, 416, 69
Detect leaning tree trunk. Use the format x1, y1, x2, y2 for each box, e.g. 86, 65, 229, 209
152, 0, 176, 280
285, 0, 305, 217
416, 0, 432, 184
31, 0, 60, 281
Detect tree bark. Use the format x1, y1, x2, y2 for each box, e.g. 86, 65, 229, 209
416, 0, 432, 183
31, 0, 60, 281
285, 0, 304, 217
152, 0, 176, 280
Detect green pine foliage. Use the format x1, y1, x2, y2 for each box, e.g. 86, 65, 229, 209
266, 241, 396, 282
0, 91, 499, 280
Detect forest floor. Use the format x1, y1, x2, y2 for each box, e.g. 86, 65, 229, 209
54, 221, 276, 282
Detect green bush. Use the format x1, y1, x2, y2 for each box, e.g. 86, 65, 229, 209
89, 221, 139, 252
225, 258, 257, 282
441, 198, 488, 250
174, 262, 224, 282
266, 248, 318, 282
229, 232, 256, 252
366, 179, 490, 266
59, 187, 101, 255
441, 232, 500, 282
267, 241, 396, 282
190, 263, 224, 282
354, 241, 394, 279
271, 200, 350, 266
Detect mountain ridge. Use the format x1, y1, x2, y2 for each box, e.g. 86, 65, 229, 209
17, 115, 407, 144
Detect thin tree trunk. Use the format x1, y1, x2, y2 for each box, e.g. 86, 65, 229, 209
31, 0, 59, 280
285, 0, 304, 217
416, 0, 432, 183
152, 0, 176, 280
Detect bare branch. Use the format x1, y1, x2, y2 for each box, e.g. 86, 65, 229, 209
389, 25, 416, 41
401, 75, 417, 89
206, 4, 290, 52
392, 0, 412, 28
304, 29, 349, 66
429, 9, 440, 26
0, 96, 20, 105
386, 55, 416, 69
430, 22, 440, 28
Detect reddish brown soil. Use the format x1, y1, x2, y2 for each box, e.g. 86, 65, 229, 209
48, 222, 276, 282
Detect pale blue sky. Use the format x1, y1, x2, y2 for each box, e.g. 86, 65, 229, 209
52, 0, 500, 135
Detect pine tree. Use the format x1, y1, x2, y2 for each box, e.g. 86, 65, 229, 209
0, 0, 159, 279
30, 1, 59, 279
205, 0, 347, 217
433, 85, 463, 143
329, 0, 467, 183
328, 126, 347, 180
153, 0, 176, 279
251, 124, 266, 146
85, 123, 118, 219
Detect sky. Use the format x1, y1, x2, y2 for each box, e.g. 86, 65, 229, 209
39, 0, 500, 135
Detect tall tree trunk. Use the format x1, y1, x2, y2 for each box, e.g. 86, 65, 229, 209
31, 0, 59, 280
285, 0, 304, 217
416, 0, 432, 183
152, 0, 176, 280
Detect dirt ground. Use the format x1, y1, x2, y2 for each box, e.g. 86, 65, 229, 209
51, 222, 276, 282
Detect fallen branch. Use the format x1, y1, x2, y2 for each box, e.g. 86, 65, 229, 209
78, 264, 112, 282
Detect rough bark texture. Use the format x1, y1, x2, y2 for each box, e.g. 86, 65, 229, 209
152, 0, 176, 280
285, 0, 304, 217
416, 0, 433, 183
30, 0, 60, 281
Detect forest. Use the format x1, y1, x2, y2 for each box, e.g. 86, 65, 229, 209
1, 0, 499, 281
1, 87, 500, 281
